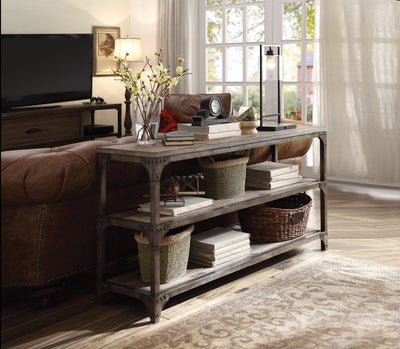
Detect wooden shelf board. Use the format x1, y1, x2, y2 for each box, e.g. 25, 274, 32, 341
107, 178, 322, 230
105, 230, 322, 299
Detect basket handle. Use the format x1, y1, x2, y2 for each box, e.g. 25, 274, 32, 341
291, 211, 304, 224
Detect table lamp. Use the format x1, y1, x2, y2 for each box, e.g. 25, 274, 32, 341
115, 37, 143, 136
258, 44, 296, 131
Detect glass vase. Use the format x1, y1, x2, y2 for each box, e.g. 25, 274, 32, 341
133, 102, 160, 145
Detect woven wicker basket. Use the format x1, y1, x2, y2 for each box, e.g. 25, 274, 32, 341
238, 193, 312, 243
135, 224, 194, 283
199, 155, 249, 200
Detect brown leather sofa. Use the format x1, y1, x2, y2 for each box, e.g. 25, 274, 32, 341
1, 93, 311, 300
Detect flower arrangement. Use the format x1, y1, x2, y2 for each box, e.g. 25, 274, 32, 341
114, 49, 189, 143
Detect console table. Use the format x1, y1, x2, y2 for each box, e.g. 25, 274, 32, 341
1, 103, 122, 150
96, 124, 328, 323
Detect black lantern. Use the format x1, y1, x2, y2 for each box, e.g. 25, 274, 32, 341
258, 45, 296, 131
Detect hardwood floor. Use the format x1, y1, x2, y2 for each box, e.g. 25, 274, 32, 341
2, 182, 399, 348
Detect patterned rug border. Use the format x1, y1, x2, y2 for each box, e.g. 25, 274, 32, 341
117, 254, 400, 349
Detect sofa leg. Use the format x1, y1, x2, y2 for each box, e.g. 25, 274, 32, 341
39, 295, 54, 308
29, 283, 65, 308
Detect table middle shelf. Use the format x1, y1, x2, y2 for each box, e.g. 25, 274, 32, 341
106, 178, 323, 231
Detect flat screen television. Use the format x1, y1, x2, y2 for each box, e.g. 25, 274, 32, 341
1, 34, 93, 112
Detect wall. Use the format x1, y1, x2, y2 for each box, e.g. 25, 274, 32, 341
1, 0, 158, 136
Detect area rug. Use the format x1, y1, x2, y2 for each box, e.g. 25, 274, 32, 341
118, 255, 400, 349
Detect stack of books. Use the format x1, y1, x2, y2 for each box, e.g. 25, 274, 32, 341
177, 122, 241, 140
189, 227, 251, 267
245, 161, 302, 190
162, 131, 194, 146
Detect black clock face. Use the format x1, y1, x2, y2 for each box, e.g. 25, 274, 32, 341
211, 98, 222, 115
197, 95, 227, 119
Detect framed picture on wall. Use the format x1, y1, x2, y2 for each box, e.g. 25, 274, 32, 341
93, 26, 120, 76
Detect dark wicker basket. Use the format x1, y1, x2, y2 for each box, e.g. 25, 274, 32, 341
238, 193, 312, 243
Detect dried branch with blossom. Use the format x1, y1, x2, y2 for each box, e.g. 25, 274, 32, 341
113, 49, 189, 141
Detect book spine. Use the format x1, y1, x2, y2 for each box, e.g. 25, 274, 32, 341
194, 130, 241, 140
178, 123, 240, 134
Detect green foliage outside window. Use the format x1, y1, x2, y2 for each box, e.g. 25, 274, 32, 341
284, 90, 301, 120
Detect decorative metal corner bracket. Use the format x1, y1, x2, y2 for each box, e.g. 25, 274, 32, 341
141, 157, 170, 182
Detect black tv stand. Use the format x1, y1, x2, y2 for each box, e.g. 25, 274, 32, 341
1, 103, 122, 151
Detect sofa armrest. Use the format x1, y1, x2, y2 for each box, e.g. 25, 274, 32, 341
1, 140, 112, 206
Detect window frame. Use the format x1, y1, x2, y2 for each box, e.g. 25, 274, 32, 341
199, 0, 315, 125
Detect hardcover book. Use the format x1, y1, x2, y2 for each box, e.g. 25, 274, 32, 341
177, 122, 241, 134
190, 242, 250, 262
189, 247, 251, 267
189, 239, 250, 256
193, 130, 242, 140
190, 227, 250, 251
246, 161, 299, 179
245, 175, 303, 190
237, 106, 255, 121
267, 171, 301, 181
162, 139, 195, 146
138, 196, 213, 216
164, 131, 194, 141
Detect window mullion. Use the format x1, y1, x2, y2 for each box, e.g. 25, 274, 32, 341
243, 5, 248, 105
222, 6, 226, 92
301, 0, 307, 123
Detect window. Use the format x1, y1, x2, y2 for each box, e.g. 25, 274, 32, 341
281, 0, 315, 123
199, 0, 315, 124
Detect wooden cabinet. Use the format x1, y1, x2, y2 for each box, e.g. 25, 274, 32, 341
96, 124, 328, 323
1, 103, 121, 150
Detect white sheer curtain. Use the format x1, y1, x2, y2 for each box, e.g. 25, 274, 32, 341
314, 0, 400, 186
157, 0, 196, 94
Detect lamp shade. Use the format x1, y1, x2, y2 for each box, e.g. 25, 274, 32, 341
266, 46, 277, 70
115, 38, 143, 61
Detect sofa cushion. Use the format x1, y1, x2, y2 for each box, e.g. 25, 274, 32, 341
1, 140, 111, 206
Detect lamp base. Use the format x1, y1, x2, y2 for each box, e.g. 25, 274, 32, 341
257, 122, 297, 131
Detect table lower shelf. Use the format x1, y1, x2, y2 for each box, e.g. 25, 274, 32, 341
103, 230, 324, 300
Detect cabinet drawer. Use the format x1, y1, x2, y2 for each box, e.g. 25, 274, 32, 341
1, 113, 83, 148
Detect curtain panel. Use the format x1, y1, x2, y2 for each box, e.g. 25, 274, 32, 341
157, 0, 195, 94
315, 0, 400, 186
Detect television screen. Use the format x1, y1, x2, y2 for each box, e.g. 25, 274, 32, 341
1, 34, 93, 111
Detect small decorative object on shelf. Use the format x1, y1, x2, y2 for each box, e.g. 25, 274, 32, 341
82, 97, 106, 105
160, 177, 184, 204
90, 96, 105, 104
192, 95, 231, 126
138, 196, 213, 217
161, 174, 204, 196
236, 106, 258, 135
113, 49, 189, 145
237, 106, 255, 121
